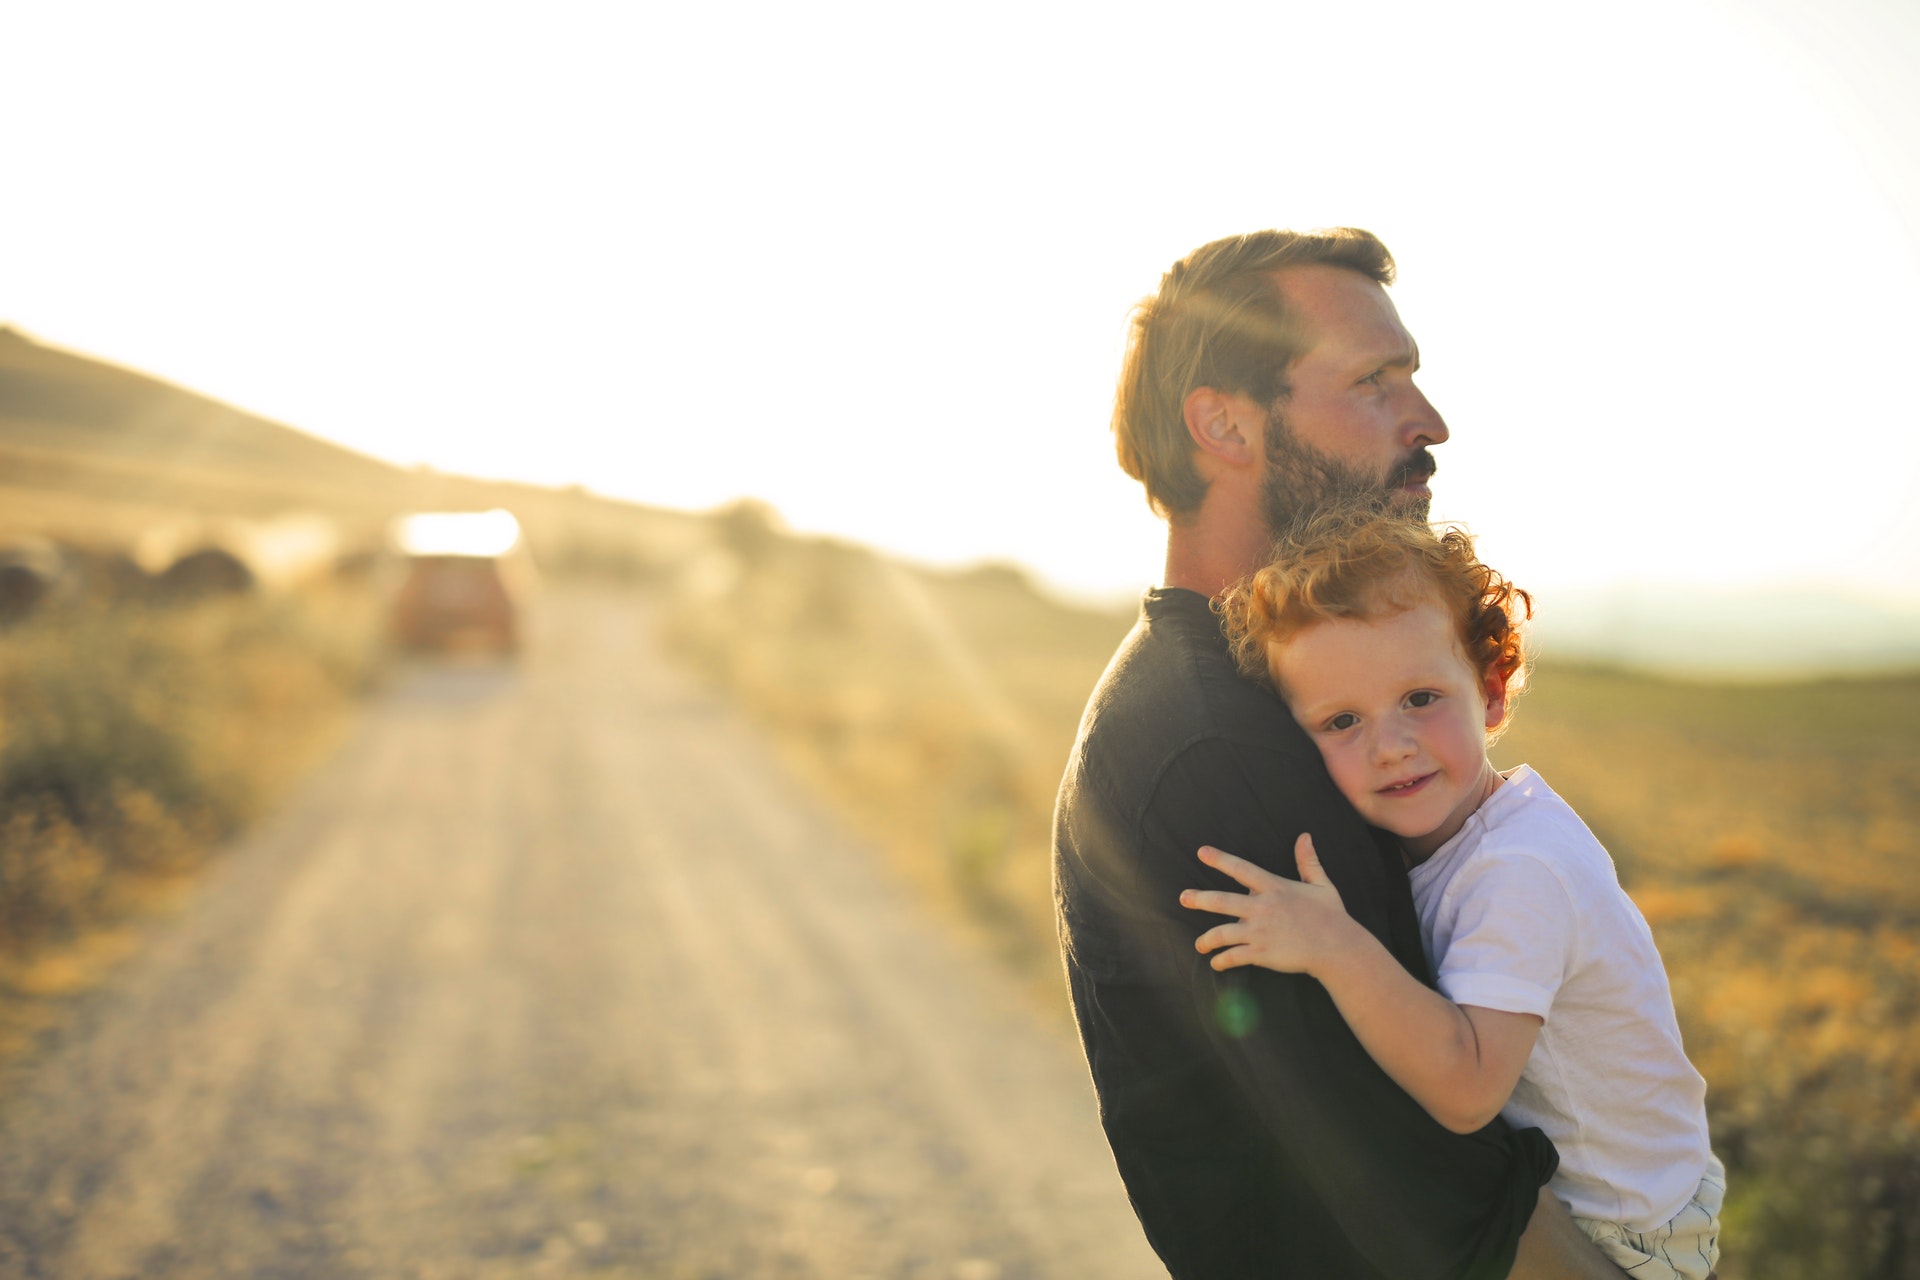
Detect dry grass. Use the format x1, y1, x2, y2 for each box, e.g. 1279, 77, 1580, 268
663, 530, 1920, 1280
0, 583, 384, 1038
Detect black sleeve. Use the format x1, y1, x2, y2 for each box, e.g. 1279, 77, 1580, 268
1150, 736, 1557, 1280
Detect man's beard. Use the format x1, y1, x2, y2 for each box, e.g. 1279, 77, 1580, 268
1260, 411, 1437, 538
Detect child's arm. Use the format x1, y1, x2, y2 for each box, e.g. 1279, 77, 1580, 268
1181, 834, 1542, 1135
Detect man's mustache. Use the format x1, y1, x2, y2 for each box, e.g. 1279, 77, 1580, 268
1389, 449, 1437, 488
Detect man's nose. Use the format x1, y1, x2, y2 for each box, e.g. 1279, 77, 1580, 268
1403, 384, 1448, 448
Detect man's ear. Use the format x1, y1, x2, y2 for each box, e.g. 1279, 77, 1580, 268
1183, 387, 1264, 467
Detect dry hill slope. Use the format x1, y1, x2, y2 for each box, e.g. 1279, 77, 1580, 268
0, 327, 704, 573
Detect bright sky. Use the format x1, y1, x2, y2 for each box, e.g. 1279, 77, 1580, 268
6, 0, 1919, 607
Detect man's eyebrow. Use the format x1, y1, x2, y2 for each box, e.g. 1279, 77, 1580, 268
1355, 343, 1419, 377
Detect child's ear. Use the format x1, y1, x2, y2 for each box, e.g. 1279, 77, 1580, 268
1482, 669, 1510, 729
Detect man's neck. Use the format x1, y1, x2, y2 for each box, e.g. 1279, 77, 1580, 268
1162, 515, 1273, 600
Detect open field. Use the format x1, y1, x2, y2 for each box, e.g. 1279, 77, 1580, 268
663, 528, 1920, 1280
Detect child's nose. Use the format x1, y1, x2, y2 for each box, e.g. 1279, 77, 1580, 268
1372, 725, 1417, 764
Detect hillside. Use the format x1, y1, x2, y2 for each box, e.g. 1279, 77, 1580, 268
0, 327, 704, 574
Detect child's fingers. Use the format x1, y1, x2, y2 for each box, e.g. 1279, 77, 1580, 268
1193, 922, 1244, 955
1197, 845, 1282, 890
1294, 833, 1331, 887
1180, 887, 1250, 919
1297, 836, 1344, 905
1208, 946, 1251, 972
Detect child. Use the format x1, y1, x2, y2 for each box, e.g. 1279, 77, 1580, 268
1180, 504, 1723, 1280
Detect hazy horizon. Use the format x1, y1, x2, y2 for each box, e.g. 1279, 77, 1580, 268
6, 313, 1918, 677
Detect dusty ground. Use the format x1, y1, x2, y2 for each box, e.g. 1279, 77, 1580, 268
0, 590, 1162, 1280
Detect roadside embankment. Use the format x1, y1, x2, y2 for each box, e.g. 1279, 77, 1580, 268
0, 585, 383, 1048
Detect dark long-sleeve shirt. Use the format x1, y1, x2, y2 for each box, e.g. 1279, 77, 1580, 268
1053, 588, 1558, 1279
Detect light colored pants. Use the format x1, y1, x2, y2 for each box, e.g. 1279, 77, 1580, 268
1573, 1155, 1726, 1280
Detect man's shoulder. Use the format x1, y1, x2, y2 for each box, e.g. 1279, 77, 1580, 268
1076, 588, 1297, 766
1055, 588, 1358, 984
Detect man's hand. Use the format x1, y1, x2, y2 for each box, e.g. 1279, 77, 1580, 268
1180, 834, 1364, 977
1509, 1188, 1635, 1278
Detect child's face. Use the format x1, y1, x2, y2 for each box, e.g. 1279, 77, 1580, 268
1270, 599, 1507, 861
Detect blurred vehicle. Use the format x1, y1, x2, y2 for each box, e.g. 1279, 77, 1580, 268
388, 510, 528, 656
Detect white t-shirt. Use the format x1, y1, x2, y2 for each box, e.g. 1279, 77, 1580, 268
1407, 765, 1711, 1231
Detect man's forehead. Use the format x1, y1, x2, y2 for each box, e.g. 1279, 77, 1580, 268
1268, 264, 1414, 358
1267, 260, 1388, 303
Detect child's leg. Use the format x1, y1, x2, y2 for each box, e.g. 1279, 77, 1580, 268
1572, 1156, 1726, 1280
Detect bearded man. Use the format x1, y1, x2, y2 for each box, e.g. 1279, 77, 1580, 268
1053, 229, 1631, 1278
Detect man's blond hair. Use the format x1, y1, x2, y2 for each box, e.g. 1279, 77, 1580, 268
1113, 228, 1395, 518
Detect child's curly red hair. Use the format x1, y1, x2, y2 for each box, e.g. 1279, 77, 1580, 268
1218, 503, 1534, 733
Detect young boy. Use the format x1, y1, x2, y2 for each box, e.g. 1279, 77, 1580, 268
1180, 504, 1724, 1280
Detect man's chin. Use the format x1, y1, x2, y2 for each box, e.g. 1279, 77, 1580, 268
1389, 485, 1433, 520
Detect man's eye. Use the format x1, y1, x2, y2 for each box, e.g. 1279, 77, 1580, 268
1358, 370, 1385, 388
1327, 713, 1359, 731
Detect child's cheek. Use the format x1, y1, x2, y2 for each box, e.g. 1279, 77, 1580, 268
1321, 745, 1373, 816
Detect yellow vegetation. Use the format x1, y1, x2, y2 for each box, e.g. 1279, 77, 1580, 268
0, 585, 382, 960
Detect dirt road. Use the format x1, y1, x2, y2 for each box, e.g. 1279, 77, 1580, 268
0, 591, 1163, 1280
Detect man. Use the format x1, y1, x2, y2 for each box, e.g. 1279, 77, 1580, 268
1053, 229, 1630, 1278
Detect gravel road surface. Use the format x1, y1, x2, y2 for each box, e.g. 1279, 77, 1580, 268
0, 591, 1163, 1280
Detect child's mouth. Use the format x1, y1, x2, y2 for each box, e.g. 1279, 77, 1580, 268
1379, 773, 1435, 797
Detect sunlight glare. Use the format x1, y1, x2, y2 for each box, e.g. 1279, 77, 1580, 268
394, 510, 522, 559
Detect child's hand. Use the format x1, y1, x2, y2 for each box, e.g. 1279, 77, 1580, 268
1179, 834, 1356, 975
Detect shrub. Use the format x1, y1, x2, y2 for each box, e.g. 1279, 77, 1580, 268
0, 588, 380, 955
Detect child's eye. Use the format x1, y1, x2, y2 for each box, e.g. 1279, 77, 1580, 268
1326, 712, 1359, 731
1406, 691, 1440, 708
